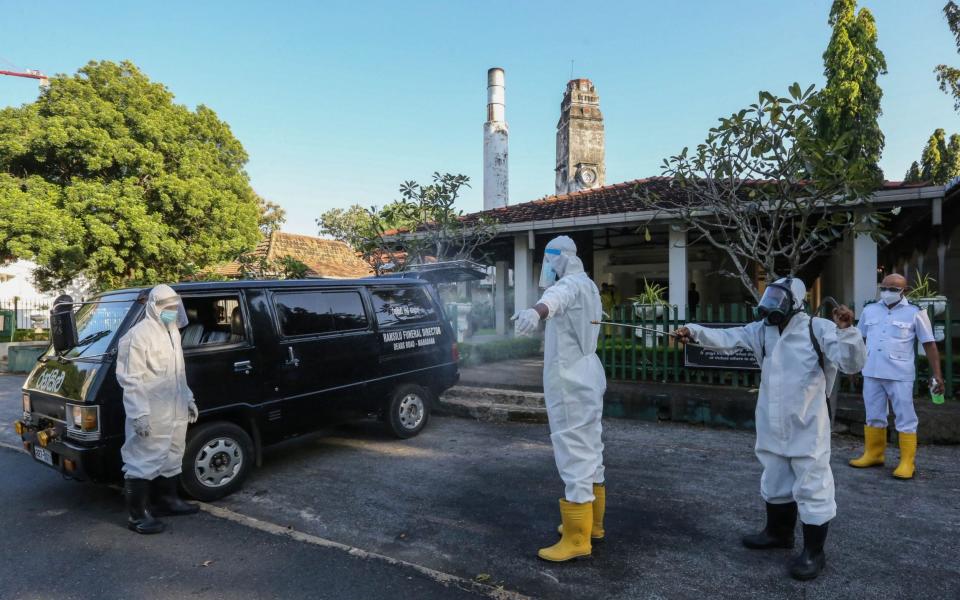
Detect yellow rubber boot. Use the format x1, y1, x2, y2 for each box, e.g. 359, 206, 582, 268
892, 432, 917, 480
557, 483, 605, 540
849, 425, 887, 468
539, 500, 592, 562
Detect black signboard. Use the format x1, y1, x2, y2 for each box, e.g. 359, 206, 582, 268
683, 323, 761, 371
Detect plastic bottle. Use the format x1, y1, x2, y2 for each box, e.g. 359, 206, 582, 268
930, 378, 945, 405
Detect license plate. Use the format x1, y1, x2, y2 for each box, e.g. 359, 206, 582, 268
33, 446, 53, 466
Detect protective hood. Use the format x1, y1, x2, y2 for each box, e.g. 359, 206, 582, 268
756, 277, 806, 326
146, 284, 188, 329
540, 235, 584, 288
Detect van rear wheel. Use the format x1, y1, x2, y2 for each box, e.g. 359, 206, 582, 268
386, 384, 430, 439
180, 421, 254, 502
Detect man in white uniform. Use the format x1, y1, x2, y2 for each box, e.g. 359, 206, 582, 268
675, 277, 865, 580
116, 285, 200, 534
849, 273, 944, 479
514, 235, 607, 562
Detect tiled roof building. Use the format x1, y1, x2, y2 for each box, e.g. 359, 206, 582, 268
211, 231, 372, 279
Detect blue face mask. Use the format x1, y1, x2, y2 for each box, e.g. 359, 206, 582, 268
159, 310, 178, 325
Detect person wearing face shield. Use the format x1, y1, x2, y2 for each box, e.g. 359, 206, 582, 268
116, 284, 200, 534
513, 235, 607, 562
674, 277, 866, 581
849, 273, 943, 479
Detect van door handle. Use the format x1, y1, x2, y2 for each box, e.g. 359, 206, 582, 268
285, 347, 300, 368
234, 360, 253, 374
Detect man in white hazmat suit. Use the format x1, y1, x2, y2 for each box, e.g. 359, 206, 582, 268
513, 235, 607, 562
675, 277, 865, 581
116, 284, 199, 534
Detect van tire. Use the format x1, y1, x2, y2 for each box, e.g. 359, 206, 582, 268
386, 384, 431, 439
180, 421, 254, 502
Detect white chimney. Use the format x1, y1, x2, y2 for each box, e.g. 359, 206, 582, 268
483, 67, 509, 210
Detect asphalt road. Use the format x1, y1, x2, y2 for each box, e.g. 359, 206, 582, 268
3, 374, 960, 599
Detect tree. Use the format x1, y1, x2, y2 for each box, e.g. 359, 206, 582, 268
817, 0, 887, 181
317, 173, 497, 275
257, 195, 286, 234
236, 252, 309, 280
904, 161, 922, 183
936, 1, 960, 111
909, 128, 960, 184
390, 173, 498, 266
0, 60, 261, 291
643, 84, 881, 301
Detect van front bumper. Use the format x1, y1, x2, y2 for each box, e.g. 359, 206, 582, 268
15, 421, 119, 483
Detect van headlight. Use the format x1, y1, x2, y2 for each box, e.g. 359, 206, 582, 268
22, 391, 31, 413
66, 403, 100, 440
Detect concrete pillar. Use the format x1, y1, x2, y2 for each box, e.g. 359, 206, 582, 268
852, 228, 878, 315
514, 233, 534, 313
494, 260, 507, 335
668, 227, 688, 319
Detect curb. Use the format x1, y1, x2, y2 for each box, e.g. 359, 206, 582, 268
437, 386, 547, 424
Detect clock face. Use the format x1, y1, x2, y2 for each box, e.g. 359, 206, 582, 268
579, 167, 597, 185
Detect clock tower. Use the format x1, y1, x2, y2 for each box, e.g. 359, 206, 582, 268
555, 78, 605, 195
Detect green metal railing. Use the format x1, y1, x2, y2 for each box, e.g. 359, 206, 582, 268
598, 302, 956, 399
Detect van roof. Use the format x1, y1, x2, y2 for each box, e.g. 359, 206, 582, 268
100, 277, 429, 297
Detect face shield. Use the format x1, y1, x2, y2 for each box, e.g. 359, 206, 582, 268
539, 248, 562, 288
149, 285, 189, 329
755, 281, 795, 326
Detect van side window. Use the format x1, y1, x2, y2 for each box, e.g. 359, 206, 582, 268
274, 291, 367, 337
181, 296, 246, 348
370, 287, 437, 328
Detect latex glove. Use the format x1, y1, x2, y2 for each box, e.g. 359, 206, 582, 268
672, 326, 695, 345
188, 400, 199, 424
832, 304, 854, 329
513, 308, 541, 336
931, 377, 945, 395
133, 415, 151, 438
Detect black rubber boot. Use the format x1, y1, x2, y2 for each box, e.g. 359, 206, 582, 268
789, 522, 829, 581
742, 502, 797, 549
125, 478, 165, 534
152, 475, 199, 517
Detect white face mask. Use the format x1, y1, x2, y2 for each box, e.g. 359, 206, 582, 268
879, 290, 902, 306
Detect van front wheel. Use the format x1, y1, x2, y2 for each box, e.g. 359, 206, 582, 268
180, 421, 254, 502
386, 384, 430, 439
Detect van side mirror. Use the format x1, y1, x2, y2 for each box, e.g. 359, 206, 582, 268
50, 295, 78, 354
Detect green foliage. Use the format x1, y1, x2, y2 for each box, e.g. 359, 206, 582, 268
13, 329, 49, 342
235, 252, 309, 280
257, 195, 286, 235
629, 278, 667, 305
936, 2, 960, 112
906, 128, 960, 184
649, 83, 878, 301
0, 60, 262, 292
318, 201, 414, 274
458, 337, 541, 367
317, 173, 497, 274
817, 0, 887, 181
906, 273, 939, 299
904, 161, 922, 183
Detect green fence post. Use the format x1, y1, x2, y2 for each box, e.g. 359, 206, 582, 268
945, 301, 954, 399
640, 303, 648, 381
630, 303, 638, 381
600, 307, 608, 377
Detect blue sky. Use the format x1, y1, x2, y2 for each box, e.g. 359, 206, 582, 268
2, 1, 958, 236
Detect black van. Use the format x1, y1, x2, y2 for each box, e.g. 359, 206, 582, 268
14, 277, 460, 500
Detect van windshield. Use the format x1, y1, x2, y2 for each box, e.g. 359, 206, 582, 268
53, 292, 139, 360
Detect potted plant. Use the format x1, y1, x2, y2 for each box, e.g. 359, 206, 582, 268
906, 273, 947, 317
630, 278, 669, 320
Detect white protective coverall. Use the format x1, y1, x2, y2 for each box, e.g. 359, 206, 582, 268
686, 279, 866, 525
535, 236, 607, 504
116, 285, 194, 480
